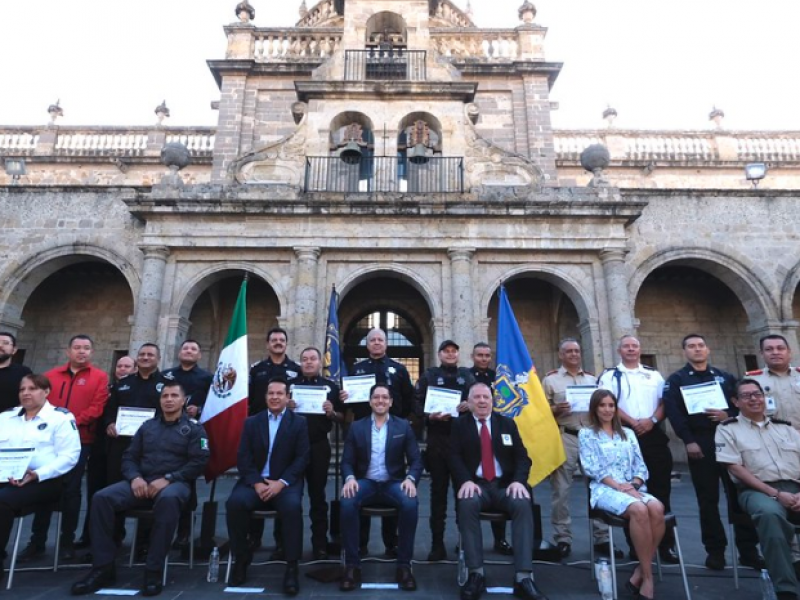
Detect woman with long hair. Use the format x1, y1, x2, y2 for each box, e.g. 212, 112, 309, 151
579, 389, 665, 600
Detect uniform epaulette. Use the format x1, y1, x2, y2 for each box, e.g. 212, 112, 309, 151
54, 407, 71, 414
545, 369, 558, 376
602, 367, 616, 373
250, 360, 259, 368
772, 418, 792, 427
745, 369, 764, 376
584, 371, 595, 377
721, 417, 737, 425
642, 365, 655, 371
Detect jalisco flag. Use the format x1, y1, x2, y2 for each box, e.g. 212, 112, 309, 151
201, 278, 249, 481
493, 286, 566, 486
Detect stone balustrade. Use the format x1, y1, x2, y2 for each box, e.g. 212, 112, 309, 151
296, 0, 339, 27
431, 0, 474, 28
430, 27, 546, 61
0, 131, 38, 154
55, 131, 149, 155
253, 28, 342, 61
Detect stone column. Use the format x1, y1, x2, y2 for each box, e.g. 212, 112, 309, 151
292, 247, 321, 354
448, 247, 475, 352
130, 245, 169, 355
600, 249, 634, 347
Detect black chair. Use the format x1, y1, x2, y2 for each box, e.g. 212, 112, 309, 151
225, 509, 277, 584
456, 509, 511, 585
6, 503, 63, 590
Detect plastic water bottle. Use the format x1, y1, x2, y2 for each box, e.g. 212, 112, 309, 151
760, 569, 777, 600
207, 547, 220, 583
597, 558, 613, 600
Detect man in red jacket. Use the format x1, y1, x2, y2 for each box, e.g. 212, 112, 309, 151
18, 334, 109, 562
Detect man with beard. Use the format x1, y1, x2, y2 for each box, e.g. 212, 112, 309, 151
0, 331, 31, 412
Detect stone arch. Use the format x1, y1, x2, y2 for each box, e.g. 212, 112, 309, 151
0, 243, 140, 328
780, 258, 800, 321
628, 247, 777, 328
365, 11, 408, 45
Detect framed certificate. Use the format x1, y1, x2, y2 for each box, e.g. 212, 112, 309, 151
0, 447, 34, 481
680, 381, 729, 415
116, 407, 156, 436
424, 387, 462, 417
342, 375, 376, 404
291, 385, 327, 414
565, 385, 597, 413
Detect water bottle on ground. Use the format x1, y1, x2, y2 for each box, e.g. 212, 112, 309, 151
760, 569, 777, 600
207, 546, 220, 583
597, 558, 613, 600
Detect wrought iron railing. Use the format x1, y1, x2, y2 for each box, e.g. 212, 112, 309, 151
304, 155, 463, 193
344, 49, 426, 81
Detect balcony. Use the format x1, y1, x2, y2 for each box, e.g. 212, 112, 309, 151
304, 156, 463, 193
344, 49, 426, 81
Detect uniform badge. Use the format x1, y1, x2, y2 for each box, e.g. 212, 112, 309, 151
77, 378, 87, 385
388, 367, 396, 374
163, 372, 175, 380
457, 377, 465, 385
714, 376, 724, 384
38, 423, 48, 430
286, 370, 298, 379
437, 377, 445, 385
643, 373, 651, 380
180, 425, 191, 436
324, 386, 331, 393
156, 383, 165, 393
501, 434, 512, 446
118, 385, 131, 392
200, 438, 210, 450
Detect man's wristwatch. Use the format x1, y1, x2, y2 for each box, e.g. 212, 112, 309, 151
165, 473, 174, 482
650, 416, 659, 425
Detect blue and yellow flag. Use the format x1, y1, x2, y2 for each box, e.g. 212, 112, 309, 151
323, 285, 342, 381
493, 287, 565, 486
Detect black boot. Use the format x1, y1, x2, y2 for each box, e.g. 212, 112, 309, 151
142, 569, 163, 596
71, 564, 116, 595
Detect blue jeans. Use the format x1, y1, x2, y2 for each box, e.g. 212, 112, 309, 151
340, 479, 418, 566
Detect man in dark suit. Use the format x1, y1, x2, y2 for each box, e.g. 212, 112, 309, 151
339, 383, 423, 592
450, 383, 549, 600
225, 378, 310, 595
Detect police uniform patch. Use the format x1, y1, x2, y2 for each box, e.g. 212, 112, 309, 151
156, 383, 165, 393
388, 367, 396, 374
70, 421, 77, 430
180, 425, 191, 436
201, 438, 210, 450
38, 423, 48, 430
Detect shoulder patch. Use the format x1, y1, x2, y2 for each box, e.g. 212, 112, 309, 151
54, 407, 70, 414
584, 371, 595, 377
545, 369, 558, 376
745, 369, 764, 376
642, 365, 655, 371
602, 367, 616, 373
772, 418, 793, 427
721, 417, 737, 426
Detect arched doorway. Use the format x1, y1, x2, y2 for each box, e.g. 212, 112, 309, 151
17, 259, 135, 373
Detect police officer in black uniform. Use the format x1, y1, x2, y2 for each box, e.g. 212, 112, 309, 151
340, 327, 414, 556
288, 346, 343, 559
663, 333, 762, 571
416, 339, 475, 561
248, 327, 300, 417
163, 339, 212, 418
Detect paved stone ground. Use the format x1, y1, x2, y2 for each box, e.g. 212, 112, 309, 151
6, 471, 765, 599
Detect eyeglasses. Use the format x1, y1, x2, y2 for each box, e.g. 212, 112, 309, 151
737, 392, 765, 401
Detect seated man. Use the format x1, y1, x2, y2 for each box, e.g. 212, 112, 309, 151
226, 377, 309, 595
716, 378, 800, 600
339, 383, 422, 592
71, 381, 209, 597
450, 383, 549, 600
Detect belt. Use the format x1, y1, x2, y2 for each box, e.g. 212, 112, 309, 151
563, 428, 580, 436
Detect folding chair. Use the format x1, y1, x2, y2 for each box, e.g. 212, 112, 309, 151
225, 510, 277, 583
6, 503, 63, 590
126, 507, 196, 587
457, 509, 511, 585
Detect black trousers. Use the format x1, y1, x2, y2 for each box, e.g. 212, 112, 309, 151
638, 428, 675, 550
80, 432, 109, 541
0, 478, 64, 555
427, 431, 452, 541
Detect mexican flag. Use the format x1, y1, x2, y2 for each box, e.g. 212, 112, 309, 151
200, 279, 249, 481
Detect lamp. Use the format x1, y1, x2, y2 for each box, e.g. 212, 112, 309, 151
4, 158, 26, 184
745, 162, 767, 188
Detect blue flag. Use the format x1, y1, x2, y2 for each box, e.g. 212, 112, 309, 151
323, 286, 342, 381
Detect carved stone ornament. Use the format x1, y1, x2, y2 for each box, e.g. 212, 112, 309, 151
236, 1, 255, 23
580, 143, 611, 187
518, 1, 536, 23
229, 117, 308, 185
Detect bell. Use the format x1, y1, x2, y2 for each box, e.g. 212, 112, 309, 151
408, 143, 429, 165
339, 141, 362, 165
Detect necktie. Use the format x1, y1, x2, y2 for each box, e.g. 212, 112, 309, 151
480, 418, 496, 481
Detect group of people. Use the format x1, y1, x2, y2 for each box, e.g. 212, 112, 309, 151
1, 327, 800, 600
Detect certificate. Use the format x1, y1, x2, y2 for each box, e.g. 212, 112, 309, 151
565, 385, 597, 412
342, 375, 376, 404
424, 387, 462, 417
0, 447, 34, 481
680, 381, 729, 415
291, 385, 327, 414
116, 406, 156, 436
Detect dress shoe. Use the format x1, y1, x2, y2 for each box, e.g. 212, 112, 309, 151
74, 537, 90, 550
142, 570, 163, 597
339, 566, 362, 592
427, 542, 447, 561
739, 553, 766, 570
594, 542, 623, 559
494, 539, 513, 555
270, 545, 286, 561
556, 542, 571, 558
17, 542, 46, 562
705, 552, 725, 570
229, 554, 252, 587
658, 547, 680, 564
513, 578, 549, 600
396, 566, 417, 591
384, 545, 398, 558
460, 572, 486, 600
71, 564, 116, 595
283, 563, 300, 596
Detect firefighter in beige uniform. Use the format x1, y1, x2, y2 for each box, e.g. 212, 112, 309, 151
748, 334, 800, 425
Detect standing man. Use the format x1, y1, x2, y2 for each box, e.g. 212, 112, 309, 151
341, 328, 415, 556
339, 383, 422, 592
597, 335, 677, 563
0, 331, 31, 412
249, 328, 301, 417
469, 342, 511, 555
19, 335, 109, 562
287, 346, 344, 559
416, 339, 475, 561
663, 333, 762, 570
451, 383, 549, 600
163, 340, 212, 419
70, 382, 210, 597
716, 378, 800, 600
226, 378, 309, 594
748, 334, 800, 425
543, 338, 614, 559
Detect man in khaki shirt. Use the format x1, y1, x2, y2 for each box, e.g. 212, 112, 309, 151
716, 378, 800, 600
542, 338, 613, 558
748, 334, 800, 426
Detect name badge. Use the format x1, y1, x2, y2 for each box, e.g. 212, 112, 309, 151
766, 395, 777, 414
501, 434, 512, 446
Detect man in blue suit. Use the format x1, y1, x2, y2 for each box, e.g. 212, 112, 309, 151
226, 378, 309, 595
339, 383, 423, 592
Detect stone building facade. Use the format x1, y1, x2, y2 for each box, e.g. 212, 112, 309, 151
1, 0, 799, 400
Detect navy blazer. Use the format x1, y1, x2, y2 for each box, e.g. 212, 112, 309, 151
449, 412, 531, 489
341, 414, 423, 483
237, 409, 310, 487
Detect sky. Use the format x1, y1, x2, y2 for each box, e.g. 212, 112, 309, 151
0, 0, 797, 131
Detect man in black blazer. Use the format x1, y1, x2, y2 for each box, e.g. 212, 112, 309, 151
450, 383, 549, 600
226, 378, 310, 595
339, 383, 423, 592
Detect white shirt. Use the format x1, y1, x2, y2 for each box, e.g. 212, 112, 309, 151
472, 415, 503, 479
598, 363, 664, 420
366, 415, 390, 482
0, 401, 81, 481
